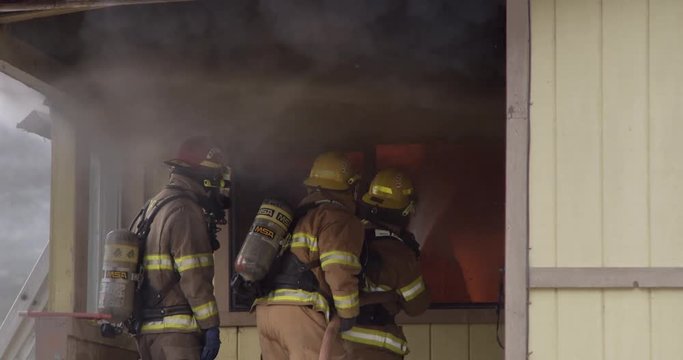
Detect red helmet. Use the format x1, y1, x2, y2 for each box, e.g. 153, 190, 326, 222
165, 136, 226, 171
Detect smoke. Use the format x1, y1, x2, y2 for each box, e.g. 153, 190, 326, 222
1, 0, 505, 309
6, 0, 507, 152
260, 0, 505, 75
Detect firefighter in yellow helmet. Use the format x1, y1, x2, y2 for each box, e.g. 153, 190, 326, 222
254, 152, 364, 360
135, 136, 229, 360
343, 169, 430, 360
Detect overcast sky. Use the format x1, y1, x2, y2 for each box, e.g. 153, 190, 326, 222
0, 73, 51, 323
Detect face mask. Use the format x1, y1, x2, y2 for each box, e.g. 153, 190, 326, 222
357, 202, 410, 228
202, 167, 232, 210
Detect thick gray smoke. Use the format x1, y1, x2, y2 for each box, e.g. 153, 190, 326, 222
259, 0, 504, 75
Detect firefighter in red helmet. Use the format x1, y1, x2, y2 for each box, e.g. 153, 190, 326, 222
135, 136, 230, 360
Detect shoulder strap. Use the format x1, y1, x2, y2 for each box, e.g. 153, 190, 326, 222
135, 190, 195, 240
372, 228, 421, 258
133, 190, 195, 291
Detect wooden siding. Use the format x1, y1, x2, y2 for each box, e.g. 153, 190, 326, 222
215, 325, 503, 360
530, 0, 683, 359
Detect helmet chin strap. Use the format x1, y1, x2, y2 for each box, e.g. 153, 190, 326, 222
401, 201, 415, 217
359, 202, 410, 229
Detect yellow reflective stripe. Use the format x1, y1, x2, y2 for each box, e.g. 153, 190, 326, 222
371, 185, 394, 195
333, 291, 359, 310
291, 232, 319, 252
341, 326, 409, 355
192, 300, 219, 321
255, 289, 330, 320
140, 314, 199, 333
320, 251, 360, 270
175, 253, 214, 272
399, 276, 426, 301
143, 254, 173, 271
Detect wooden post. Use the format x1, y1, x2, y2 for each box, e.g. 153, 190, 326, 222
505, 0, 531, 359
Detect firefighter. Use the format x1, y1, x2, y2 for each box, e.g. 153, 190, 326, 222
254, 152, 364, 360
343, 169, 430, 360
135, 136, 230, 360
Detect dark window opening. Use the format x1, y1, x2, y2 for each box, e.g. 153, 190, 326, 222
230, 138, 505, 311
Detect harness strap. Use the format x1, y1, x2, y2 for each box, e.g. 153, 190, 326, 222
132, 189, 197, 324
141, 304, 193, 321
357, 303, 396, 326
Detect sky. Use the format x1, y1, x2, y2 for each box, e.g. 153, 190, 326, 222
0, 72, 51, 323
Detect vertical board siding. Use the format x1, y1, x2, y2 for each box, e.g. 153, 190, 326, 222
556, 290, 603, 360
650, 290, 683, 359
531, 0, 683, 358
649, 1, 683, 359
555, 0, 603, 267
237, 327, 261, 360
600, 1, 653, 358
529, 0, 557, 268
649, 0, 683, 266
404, 324, 431, 360
224, 325, 501, 360
469, 325, 503, 360
601, 0, 650, 268
603, 290, 650, 360
529, 2, 559, 358
217, 327, 238, 360
429, 324, 467, 360
555, 0, 605, 358
529, 290, 557, 360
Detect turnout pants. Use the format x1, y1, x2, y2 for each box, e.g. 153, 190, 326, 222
136, 332, 203, 360
256, 304, 347, 360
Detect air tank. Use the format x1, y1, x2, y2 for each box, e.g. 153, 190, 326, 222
234, 199, 294, 282
97, 230, 139, 323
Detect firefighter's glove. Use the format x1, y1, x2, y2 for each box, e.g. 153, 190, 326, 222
339, 316, 357, 332
201, 327, 221, 360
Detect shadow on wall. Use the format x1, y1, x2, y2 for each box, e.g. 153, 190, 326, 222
379, 139, 505, 305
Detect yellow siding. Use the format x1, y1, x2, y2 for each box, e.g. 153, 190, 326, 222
237, 327, 261, 360
529, 0, 557, 268
528, 290, 557, 360
217, 327, 238, 360
650, 0, 683, 267
555, 0, 603, 268
430, 324, 467, 360
469, 325, 503, 360
222, 325, 502, 360
649, 1, 683, 358
530, 0, 683, 359
405, 324, 431, 360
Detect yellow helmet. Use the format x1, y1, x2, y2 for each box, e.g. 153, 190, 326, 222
362, 169, 414, 211
304, 152, 361, 191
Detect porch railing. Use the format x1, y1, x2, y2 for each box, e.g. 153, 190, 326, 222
0, 244, 49, 360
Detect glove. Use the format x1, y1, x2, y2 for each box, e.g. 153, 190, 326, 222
200, 327, 221, 360
339, 316, 356, 332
